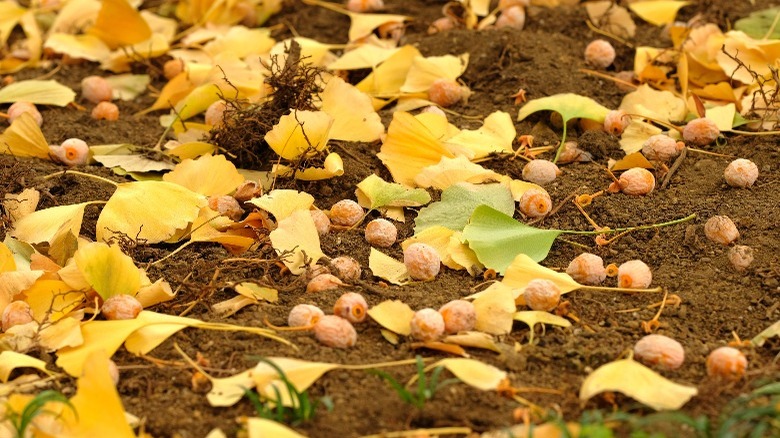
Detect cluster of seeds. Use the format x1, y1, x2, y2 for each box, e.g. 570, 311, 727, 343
566, 253, 652, 289
287, 291, 370, 348
410, 299, 477, 341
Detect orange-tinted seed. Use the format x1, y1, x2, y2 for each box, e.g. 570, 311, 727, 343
522, 159, 560, 185
410, 308, 445, 341
704, 215, 739, 245
603, 110, 630, 136
724, 158, 758, 188
314, 315, 357, 348
706, 346, 747, 379
205, 100, 228, 127
329, 199, 364, 227
91, 101, 119, 121
81, 75, 113, 104
2, 300, 34, 331
101, 294, 143, 320
404, 243, 441, 281
683, 117, 719, 146
495, 6, 526, 30
428, 78, 464, 108
584, 39, 616, 69
288, 304, 324, 327
7, 101, 42, 126
523, 279, 561, 312
439, 300, 476, 334
617, 260, 652, 289
365, 218, 397, 247
208, 195, 243, 221
618, 167, 655, 196
518, 188, 552, 218
642, 134, 683, 162
306, 274, 344, 293
50, 138, 89, 166
310, 209, 332, 235
346, 0, 384, 13
330, 256, 362, 282
633, 334, 685, 370
163, 59, 185, 79
566, 253, 606, 285
334, 292, 368, 323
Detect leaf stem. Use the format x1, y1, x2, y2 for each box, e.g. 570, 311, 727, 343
41, 170, 119, 187
552, 122, 568, 163
561, 213, 696, 236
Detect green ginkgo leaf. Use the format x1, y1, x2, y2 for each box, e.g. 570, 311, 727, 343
356, 174, 431, 210
462, 205, 562, 272
517, 93, 610, 162
0, 80, 76, 106
735, 7, 780, 39
414, 183, 513, 234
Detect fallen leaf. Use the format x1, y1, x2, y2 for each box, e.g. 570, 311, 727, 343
734, 7, 780, 39
415, 156, 502, 190
44, 34, 111, 63
619, 119, 663, 154
579, 358, 698, 410
0, 112, 49, 159
415, 183, 515, 234
368, 248, 409, 285
752, 320, 780, 347
611, 151, 655, 171
327, 44, 400, 70
367, 300, 415, 335
513, 311, 572, 343
24, 279, 83, 322
444, 331, 502, 353
400, 54, 469, 94
235, 283, 279, 303
517, 94, 610, 128
246, 417, 307, 438
628, 1, 692, 26
105, 74, 151, 100
472, 283, 516, 335
585, 1, 636, 39
357, 44, 421, 99
163, 154, 244, 196
251, 357, 340, 406
444, 111, 516, 159
462, 206, 562, 272
502, 254, 582, 294
356, 174, 431, 210
0, 351, 51, 382
265, 110, 334, 161
248, 190, 315, 222
11, 202, 89, 245
269, 209, 325, 275
74, 242, 141, 300
619, 84, 686, 123
321, 76, 385, 142
87, 0, 151, 49
3, 187, 39, 224
0, 79, 76, 107
96, 181, 206, 244
430, 358, 506, 391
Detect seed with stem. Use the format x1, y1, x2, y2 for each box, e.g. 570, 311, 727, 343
613, 167, 655, 196
617, 260, 652, 289
518, 188, 552, 218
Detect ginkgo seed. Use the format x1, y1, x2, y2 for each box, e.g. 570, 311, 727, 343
566, 252, 606, 285
334, 292, 368, 324
495, 6, 526, 30
706, 346, 747, 379
633, 334, 685, 370
50, 138, 89, 166
365, 218, 397, 247
704, 215, 739, 245
615, 167, 654, 196
410, 308, 445, 341
617, 260, 652, 289
439, 299, 476, 334
724, 158, 758, 188
288, 304, 324, 328
728, 245, 754, 272
330, 256, 362, 282
518, 188, 552, 218
306, 274, 344, 293
603, 109, 630, 136
403, 243, 441, 281
522, 159, 560, 185
683, 118, 719, 146
314, 315, 357, 348
523, 279, 561, 312
428, 78, 465, 108
7, 101, 42, 126
642, 134, 683, 162
1, 300, 34, 331
329, 199, 364, 227
584, 39, 616, 69
101, 294, 143, 320
310, 209, 332, 236
91, 101, 119, 121
81, 75, 113, 104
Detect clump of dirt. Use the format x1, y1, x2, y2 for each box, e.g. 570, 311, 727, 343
211, 40, 326, 169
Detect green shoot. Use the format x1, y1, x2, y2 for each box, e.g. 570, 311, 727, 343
368, 355, 459, 410
3, 390, 77, 438
242, 357, 331, 425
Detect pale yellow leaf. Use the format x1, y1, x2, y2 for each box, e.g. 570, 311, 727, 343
502, 254, 582, 294
619, 84, 686, 123
212, 295, 258, 317
502, 178, 547, 203
368, 248, 409, 285
585, 1, 636, 39
11, 202, 88, 245
400, 54, 469, 93
716, 31, 780, 85
235, 283, 278, 303
60, 350, 136, 437
0, 2, 26, 47
166, 141, 217, 160
415, 156, 501, 190
265, 110, 334, 161
269, 209, 325, 275
629, 1, 692, 26
0, 351, 50, 382
0, 112, 49, 159
273, 152, 345, 181
43, 34, 111, 62
377, 111, 456, 187
123, 312, 207, 355
472, 283, 516, 335
136, 278, 174, 308
513, 311, 572, 343
208, 370, 254, 407
444, 331, 502, 353
448, 231, 483, 275
0, 271, 43, 311
56, 317, 146, 376
357, 45, 421, 98
247, 417, 307, 438
38, 316, 84, 351
431, 358, 506, 391
96, 181, 206, 244
3, 188, 39, 224
74, 242, 141, 300
0, 79, 75, 107
705, 103, 737, 132
91, 144, 176, 173
328, 44, 400, 70
203, 26, 275, 59
105, 74, 151, 101
321, 76, 384, 142
580, 358, 698, 410
247, 190, 314, 222
252, 358, 340, 405
752, 320, 780, 347
101, 33, 170, 72
367, 300, 415, 335
163, 154, 244, 196
444, 111, 515, 159
619, 119, 663, 154
348, 12, 410, 42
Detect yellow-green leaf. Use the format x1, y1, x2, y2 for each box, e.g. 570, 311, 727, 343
11, 202, 89, 244
0, 79, 76, 106
74, 242, 141, 300
628, 1, 691, 26
430, 358, 506, 391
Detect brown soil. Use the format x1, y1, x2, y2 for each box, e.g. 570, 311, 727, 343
2, 0, 780, 437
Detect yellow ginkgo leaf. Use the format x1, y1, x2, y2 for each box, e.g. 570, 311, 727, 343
580, 358, 698, 410
269, 209, 325, 275
628, 1, 692, 26
246, 418, 307, 438
270, 37, 340, 67
0, 271, 43, 311
502, 254, 581, 294
74, 242, 141, 300
415, 156, 501, 190
357, 44, 421, 98
346, 11, 410, 42
444, 111, 516, 159
320, 76, 385, 142
611, 152, 655, 172
0, 351, 50, 382
163, 154, 244, 196
273, 152, 345, 181
328, 44, 400, 70
620, 84, 686, 124
472, 283, 516, 335
252, 358, 341, 405
87, 0, 151, 49
717, 31, 780, 85
448, 231, 482, 275
265, 110, 334, 161
368, 248, 409, 285
208, 370, 255, 407
39, 316, 84, 351
377, 111, 456, 187
367, 300, 415, 336
96, 180, 206, 244
203, 26, 275, 59
430, 358, 506, 391
706, 103, 737, 132
585, 1, 636, 39
0, 241, 15, 273
513, 311, 572, 343
0, 112, 49, 159
165, 141, 217, 159
618, 119, 663, 154
444, 331, 502, 353
24, 279, 83, 322
136, 277, 175, 308
187, 209, 256, 254
247, 189, 314, 222
44, 33, 111, 62
3, 187, 40, 224
400, 54, 470, 94
11, 202, 89, 245
60, 350, 136, 438
235, 283, 278, 303
0, 80, 76, 107
101, 33, 170, 72
0, 2, 26, 47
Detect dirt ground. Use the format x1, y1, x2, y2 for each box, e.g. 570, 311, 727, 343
2, 0, 780, 437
